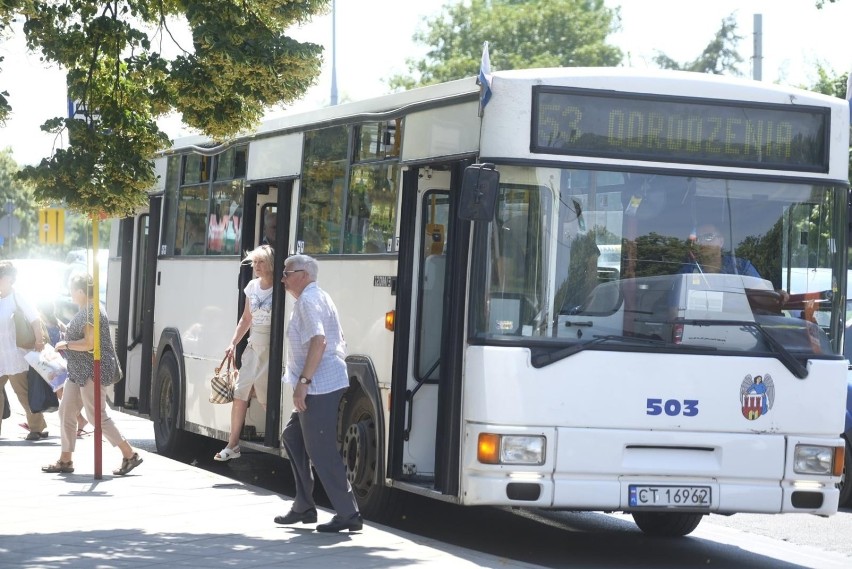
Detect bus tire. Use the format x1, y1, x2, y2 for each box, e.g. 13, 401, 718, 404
340, 388, 395, 520
839, 437, 852, 507
151, 350, 188, 457
631, 512, 703, 537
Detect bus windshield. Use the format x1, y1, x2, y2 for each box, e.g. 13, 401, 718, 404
469, 166, 845, 358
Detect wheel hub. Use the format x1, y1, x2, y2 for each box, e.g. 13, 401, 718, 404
343, 421, 368, 485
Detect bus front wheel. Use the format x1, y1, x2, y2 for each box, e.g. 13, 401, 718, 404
151, 351, 187, 457
631, 512, 703, 537
340, 389, 394, 519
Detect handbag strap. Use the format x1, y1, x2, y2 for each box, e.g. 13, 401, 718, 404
215, 354, 230, 373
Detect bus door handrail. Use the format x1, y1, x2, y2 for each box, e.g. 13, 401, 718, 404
404, 359, 440, 441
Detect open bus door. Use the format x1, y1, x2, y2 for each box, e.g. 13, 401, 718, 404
239, 180, 290, 449
109, 197, 160, 414
387, 161, 472, 502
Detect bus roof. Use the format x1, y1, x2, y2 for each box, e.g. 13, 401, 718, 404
169, 76, 479, 152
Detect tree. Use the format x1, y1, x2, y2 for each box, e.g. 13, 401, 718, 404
388, 0, 622, 90
652, 14, 743, 75
1, 0, 330, 217
0, 147, 38, 253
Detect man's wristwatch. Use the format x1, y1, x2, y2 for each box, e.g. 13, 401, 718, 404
299, 376, 312, 385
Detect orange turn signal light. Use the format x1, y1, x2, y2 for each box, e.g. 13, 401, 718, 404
833, 446, 845, 477
385, 310, 395, 331
478, 433, 501, 464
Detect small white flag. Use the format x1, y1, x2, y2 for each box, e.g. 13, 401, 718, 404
478, 41, 493, 111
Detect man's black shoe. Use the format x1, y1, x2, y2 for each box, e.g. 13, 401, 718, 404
316, 513, 363, 533
273, 508, 317, 525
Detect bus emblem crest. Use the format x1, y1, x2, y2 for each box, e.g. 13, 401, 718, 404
740, 374, 775, 420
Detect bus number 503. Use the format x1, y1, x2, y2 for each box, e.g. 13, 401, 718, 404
646, 398, 699, 417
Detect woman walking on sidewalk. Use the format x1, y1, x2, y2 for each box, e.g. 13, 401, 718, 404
0, 260, 49, 440
41, 273, 142, 476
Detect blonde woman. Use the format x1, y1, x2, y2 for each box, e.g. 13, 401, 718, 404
214, 244, 274, 461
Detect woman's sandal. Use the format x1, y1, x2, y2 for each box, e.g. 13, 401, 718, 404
77, 419, 90, 437
213, 446, 241, 462
42, 461, 74, 474
113, 452, 143, 476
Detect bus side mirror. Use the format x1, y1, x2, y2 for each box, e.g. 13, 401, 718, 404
458, 163, 499, 221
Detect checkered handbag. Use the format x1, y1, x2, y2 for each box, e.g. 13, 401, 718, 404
208, 355, 237, 404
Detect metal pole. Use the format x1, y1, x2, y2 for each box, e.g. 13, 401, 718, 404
92, 217, 103, 479
330, 0, 338, 106
753, 14, 763, 81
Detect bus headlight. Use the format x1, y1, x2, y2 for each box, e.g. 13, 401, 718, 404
793, 445, 834, 475
478, 433, 545, 465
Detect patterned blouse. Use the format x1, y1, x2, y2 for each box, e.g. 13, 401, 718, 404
65, 303, 119, 386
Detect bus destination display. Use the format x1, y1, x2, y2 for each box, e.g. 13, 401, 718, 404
531, 87, 829, 171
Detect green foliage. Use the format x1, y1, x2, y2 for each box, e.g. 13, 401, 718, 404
388, 0, 622, 90
2, 0, 329, 217
0, 147, 39, 253
652, 14, 743, 75
807, 66, 848, 99
630, 232, 689, 278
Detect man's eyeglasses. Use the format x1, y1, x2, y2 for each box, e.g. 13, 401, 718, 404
696, 232, 721, 243
282, 269, 305, 278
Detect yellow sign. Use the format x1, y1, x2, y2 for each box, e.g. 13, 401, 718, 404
38, 208, 65, 244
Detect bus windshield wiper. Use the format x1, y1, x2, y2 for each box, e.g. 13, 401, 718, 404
676, 318, 809, 379
531, 335, 675, 368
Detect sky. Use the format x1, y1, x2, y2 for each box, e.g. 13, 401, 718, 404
1, 0, 851, 166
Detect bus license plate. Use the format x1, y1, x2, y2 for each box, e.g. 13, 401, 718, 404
628, 485, 711, 508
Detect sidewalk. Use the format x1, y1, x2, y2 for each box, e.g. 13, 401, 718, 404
1, 397, 542, 568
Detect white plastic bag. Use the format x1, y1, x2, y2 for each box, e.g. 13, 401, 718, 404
24, 344, 68, 392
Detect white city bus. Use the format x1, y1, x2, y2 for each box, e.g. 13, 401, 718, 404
107, 68, 849, 536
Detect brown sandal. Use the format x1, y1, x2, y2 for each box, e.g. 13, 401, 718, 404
42, 461, 74, 473
113, 452, 143, 476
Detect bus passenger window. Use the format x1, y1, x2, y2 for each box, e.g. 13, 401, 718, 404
343, 163, 399, 254
176, 184, 208, 256
208, 180, 243, 255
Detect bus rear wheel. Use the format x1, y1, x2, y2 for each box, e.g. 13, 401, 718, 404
151, 351, 187, 457
631, 512, 703, 537
340, 389, 393, 519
